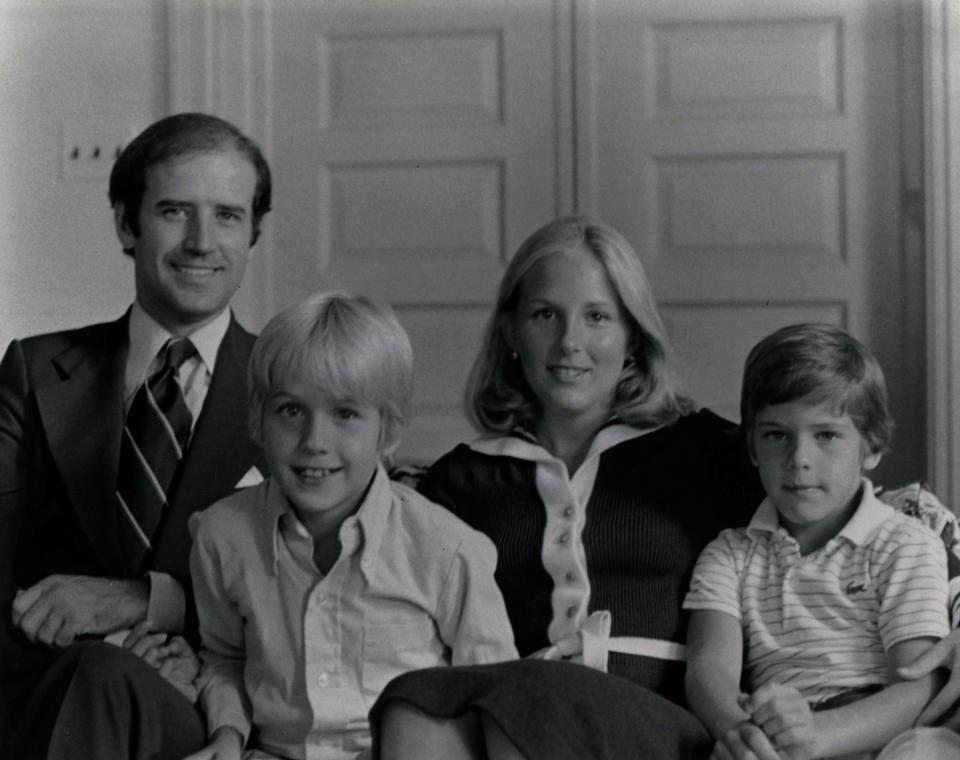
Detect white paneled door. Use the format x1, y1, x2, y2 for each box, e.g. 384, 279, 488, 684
169, 0, 920, 482
267, 0, 568, 463
579, 0, 921, 485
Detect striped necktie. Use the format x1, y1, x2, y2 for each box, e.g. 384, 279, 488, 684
116, 337, 197, 570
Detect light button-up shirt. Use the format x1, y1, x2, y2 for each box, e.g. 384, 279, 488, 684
191, 465, 517, 760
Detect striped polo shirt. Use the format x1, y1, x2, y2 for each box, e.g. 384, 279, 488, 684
684, 479, 949, 704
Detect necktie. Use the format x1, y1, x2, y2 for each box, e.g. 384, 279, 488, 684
116, 337, 197, 569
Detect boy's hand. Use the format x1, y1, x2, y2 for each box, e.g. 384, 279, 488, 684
123, 621, 171, 665
746, 682, 820, 759
12, 575, 148, 646
898, 628, 960, 729
710, 719, 780, 760
123, 622, 200, 703
181, 726, 243, 760
158, 636, 202, 702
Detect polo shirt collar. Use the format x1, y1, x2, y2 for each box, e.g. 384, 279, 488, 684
836, 479, 893, 545
746, 477, 892, 546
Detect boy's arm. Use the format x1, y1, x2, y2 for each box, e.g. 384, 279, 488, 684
804, 516, 952, 754
685, 609, 748, 736
189, 515, 253, 746
751, 637, 943, 758
896, 501, 960, 727
434, 534, 518, 665
684, 531, 781, 760
899, 630, 960, 727
685, 609, 778, 760
754, 516, 950, 758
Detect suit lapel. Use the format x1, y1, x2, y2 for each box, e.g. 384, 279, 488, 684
35, 315, 129, 573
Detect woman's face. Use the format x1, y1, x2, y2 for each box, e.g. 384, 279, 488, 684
508, 249, 633, 426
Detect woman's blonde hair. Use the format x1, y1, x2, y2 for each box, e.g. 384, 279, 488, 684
466, 216, 691, 433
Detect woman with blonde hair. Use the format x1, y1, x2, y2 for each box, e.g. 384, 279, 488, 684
372, 216, 764, 760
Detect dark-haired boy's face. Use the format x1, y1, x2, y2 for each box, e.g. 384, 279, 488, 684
116, 147, 257, 335
750, 396, 880, 549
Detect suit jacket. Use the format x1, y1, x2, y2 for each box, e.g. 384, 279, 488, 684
0, 310, 260, 657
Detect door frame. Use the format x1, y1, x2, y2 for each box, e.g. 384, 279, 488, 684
923, 0, 960, 509
166, 0, 275, 330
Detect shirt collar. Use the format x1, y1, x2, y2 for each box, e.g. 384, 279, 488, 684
350, 465, 393, 580
746, 477, 892, 546
126, 302, 230, 389
468, 422, 658, 471
263, 464, 393, 582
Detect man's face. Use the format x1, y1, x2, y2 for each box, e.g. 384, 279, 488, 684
116, 147, 258, 335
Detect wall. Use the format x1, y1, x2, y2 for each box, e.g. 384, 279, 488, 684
0, 0, 933, 488
0, 0, 167, 352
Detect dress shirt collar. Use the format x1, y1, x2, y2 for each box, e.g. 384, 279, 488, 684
746, 477, 892, 546
126, 302, 231, 389
262, 464, 393, 583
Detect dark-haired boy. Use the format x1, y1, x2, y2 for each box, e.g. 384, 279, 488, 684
684, 323, 959, 759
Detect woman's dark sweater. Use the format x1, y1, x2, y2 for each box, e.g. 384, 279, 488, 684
418, 409, 763, 698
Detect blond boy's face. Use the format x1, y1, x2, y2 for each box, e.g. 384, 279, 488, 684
260, 377, 387, 538
750, 396, 881, 545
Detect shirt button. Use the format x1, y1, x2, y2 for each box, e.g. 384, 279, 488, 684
566, 606, 576, 618
558, 532, 569, 545
563, 506, 574, 518
317, 672, 330, 687
566, 571, 576, 582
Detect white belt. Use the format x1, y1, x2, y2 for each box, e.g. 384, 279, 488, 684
534, 610, 686, 672
608, 636, 686, 662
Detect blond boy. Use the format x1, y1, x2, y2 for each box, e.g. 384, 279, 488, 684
187, 293, 517, 760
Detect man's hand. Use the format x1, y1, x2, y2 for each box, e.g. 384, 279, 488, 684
11, 574, 149, 647
745, 682, 820, 760
898, 628, 960, 729
123, 622, 200, 703
709, 719, 780, 760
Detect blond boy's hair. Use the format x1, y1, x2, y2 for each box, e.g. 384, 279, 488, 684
248, 292, 413, 453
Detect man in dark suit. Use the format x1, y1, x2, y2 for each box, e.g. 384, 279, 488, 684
0, 112, 271, 759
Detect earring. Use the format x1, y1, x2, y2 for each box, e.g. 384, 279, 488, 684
511, 351, 519, 360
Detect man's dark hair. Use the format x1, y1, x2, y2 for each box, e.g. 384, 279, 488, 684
108, 112, 272, 254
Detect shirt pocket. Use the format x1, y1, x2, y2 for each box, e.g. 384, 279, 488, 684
360, 616, 447, 703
